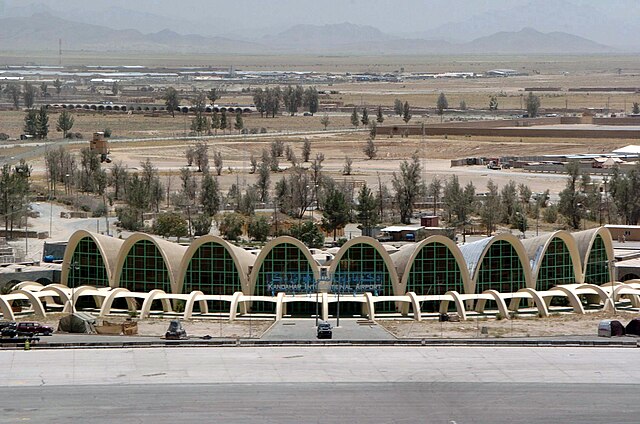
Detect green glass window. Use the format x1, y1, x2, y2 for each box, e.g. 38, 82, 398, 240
536, 238, 576, 291
183, 242, 242, 295
67, 237, 109, 288
406, 242, 463, 295
119, 240, 171, 293
584, 235, 610, 284
476, 240, 526, 293
254, 243, 316, 296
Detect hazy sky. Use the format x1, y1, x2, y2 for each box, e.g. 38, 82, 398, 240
3, 0, 640, 41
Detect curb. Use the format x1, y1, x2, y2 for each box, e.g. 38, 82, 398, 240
5, 337, 638, 350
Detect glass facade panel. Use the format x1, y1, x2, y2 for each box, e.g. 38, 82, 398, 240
476, 240, 526, 293
536, 238, 576, 291
584, 235, 610, 284
406, 242, 463, 295
184, 242, 242, 295
119, 240, 171, 293
67, 237, 109, 288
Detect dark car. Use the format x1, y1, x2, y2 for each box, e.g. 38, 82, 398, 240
15, 322, 53, 336
0, 321, 16, 331
317, 322, 332, 339
165, 320, 187, 340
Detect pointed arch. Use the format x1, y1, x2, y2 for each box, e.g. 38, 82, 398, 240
61, 230, 124, 288
522, 230, 582, 290
112, 233, 187, 294
461, 233, 532, 294
329, 237, 400, 297
177, 235, 255, 295
574, 227, 614, 284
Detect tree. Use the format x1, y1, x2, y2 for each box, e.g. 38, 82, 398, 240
190, 92, 209, 135
23, 82, 35, 109
56, 109, 74, 138
303, 86, 319, 115
459, 100, 467, 110
427, 177, 442, 216
392, 153, 424, 224
207, 87, 225, 105
6, 84, 20, 109
53, 78, 63, 97
402, 101, 411, 124
436, 92, 448, 121
109, 161, 128, 201
350, 107, 359, 127
234, 111, 244, 132
500, 180, 518, 225
220, 111, 227, 133
442, 175, 476, 241
320, 114, 330, 130
480, 180, 501, 235
394, 99, 403, 116
526, 92, 541, 117
152, 212, 188, 241
343, 156, 353, 175
256, 157, 270, 203
163, 87, 180, 117
356, 184, 378, 236
633, 102, 640, 114
192, 142, 209, 172
192, 214, 212, 236
111, 81, 120, 96
489, 95, 499, 111
180, 167, 197, 203
23, 110, 38, 137
200, 171, 221, 216
213, 151, 223, 176
219, 212, 244, 241
376, 105, 384, 123
253, 88, 266, 117
363, 138, 377, 160
40, 82, 48, 97
265, 86, 282, 118
211, 111, 220, 134
283, 85, 304, 116
610, 164, 640, 225
289, 221, 324, 248
369, 121, 377, 139
361, 108, 369, 126
36, 106, 49, 139
558, 161, 586, 229
248, 215, 270, 242
302, 138, 312, 162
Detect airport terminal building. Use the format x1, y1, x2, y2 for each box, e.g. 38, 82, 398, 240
38, 226, 622, 321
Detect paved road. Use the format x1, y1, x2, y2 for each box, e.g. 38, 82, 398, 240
1, 346, 638, 423
263, 318, 395, 341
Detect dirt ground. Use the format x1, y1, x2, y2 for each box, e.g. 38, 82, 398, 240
32, 313, 273, 338
379, 311, 639, 339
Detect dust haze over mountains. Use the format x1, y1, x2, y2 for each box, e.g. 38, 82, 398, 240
1, 0, 639, 54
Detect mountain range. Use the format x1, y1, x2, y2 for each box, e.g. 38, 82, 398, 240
0, 13, 617, 55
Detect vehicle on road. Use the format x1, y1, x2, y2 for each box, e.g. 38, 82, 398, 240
317, 322, 333, 339
15, 322, 54, 336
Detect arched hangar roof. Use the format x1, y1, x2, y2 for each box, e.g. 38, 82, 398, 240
521, 230, 582, 285
112, 232, 187, 293
392, 235, 472, 295
176, 235, 256, 294
328, 236, 400, 295
61, 230, 124, 286
459, 232, 533, 292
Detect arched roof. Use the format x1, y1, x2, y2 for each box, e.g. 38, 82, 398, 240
249, 236, 320, 294
521, 230, 582, 285
328, 236, 400, 295
61, 230, 124, 286
392, 235, 472, 295
459, 232, 533, 292
176, 235, 256, 294
112, 233, 187, 293
572, 227, 614, 283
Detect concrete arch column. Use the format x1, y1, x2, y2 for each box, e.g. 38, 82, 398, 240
275, 292, 286, 321
14, 290, 46, 318
406, 292, 422, 321
440, 291, 467, 320
363, 292, 376, 321
476, 290, 510, 319
0, 297, 15, 320
183, 291, 204, 320
229, 291, 243, 321
99, 288, 132, 317
549, 286, 585, 315
516, 288, 549, 317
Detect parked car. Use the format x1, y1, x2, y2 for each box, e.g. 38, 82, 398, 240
15, 322, 53, 336
317, 322, 333, 339
165, 320, 187, 340
0, 321, 16, 331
